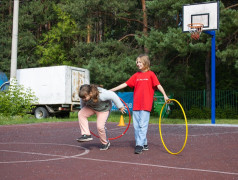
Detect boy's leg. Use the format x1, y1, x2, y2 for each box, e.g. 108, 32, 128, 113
133, 111, 150, 146
95, 111, 110, 145
140, 111, 150, 146
78, 107, 95, 135
133, 111, 140, 146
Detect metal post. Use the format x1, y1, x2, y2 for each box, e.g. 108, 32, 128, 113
10, 0, 19, 81
204, 31, 216, 124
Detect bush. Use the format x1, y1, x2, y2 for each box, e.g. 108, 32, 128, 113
168, 105, 238, 119
0, 79, 38, 117
169, 106, 209, 119
216, 106, 238, 119
168, 109, 184, 119
185, 107, 210, 119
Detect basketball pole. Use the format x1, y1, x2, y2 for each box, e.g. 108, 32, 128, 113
204, 31, 216, 124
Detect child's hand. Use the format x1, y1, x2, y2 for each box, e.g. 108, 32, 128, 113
164, 96, 170, 104
119, 106, 126, 114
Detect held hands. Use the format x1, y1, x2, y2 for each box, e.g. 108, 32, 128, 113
119, 106, 126, 114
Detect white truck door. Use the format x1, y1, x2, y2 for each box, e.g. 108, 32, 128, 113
71, 70, 86, 102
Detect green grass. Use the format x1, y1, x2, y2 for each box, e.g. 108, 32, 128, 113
0, 112, 237, 126
0, 114, 75, 125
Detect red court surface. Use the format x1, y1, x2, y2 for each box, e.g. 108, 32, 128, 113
0, 121, 238, 180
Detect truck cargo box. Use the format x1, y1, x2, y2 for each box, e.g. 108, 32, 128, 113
16, 66, 90, 118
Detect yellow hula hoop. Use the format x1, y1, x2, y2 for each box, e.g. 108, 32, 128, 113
159, 99, 188, 155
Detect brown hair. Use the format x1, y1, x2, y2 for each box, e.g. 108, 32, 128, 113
79, 84, 99, 103
136, 54, 150, 71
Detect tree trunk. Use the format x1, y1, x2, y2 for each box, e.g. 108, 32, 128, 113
48, 22, 51, 30
37, 24, 42, 39
154, 20, 159, 29
205, 51, 211, 107
99, 17, 102, 42
9, 0, 12, 15
8, 0, 12, 31
87, 24, 91, 43
176, 13, 179, 27
96, 21, 98, 43
141, 0, 149, 53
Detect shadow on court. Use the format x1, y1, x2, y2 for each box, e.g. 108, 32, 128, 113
0, 121, 238, 180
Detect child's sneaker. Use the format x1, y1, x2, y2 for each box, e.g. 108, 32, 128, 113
143, 145, 149, 151
134, 145, 143, 154
100, 142, 110, 150
76, 135, 93, 142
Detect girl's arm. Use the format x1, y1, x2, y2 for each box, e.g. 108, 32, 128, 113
157, 85, 169, 102
100, 88, 126, 114
110, 83, 127, 92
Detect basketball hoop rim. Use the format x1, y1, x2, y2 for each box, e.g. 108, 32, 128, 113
187, 23, 204, 40
187, 23, 204, 29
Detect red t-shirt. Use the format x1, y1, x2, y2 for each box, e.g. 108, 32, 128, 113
126, 71, 160, 112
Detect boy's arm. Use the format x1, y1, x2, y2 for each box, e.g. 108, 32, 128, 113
157, 85, 169, 102
110, 83, 127, 92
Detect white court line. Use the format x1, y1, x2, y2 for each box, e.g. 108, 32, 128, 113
0, 142, 237, 176
0, 142, 89, 164
0, 149, 71, 157
0, 122, 237, 128
189, 131, 238, 137
72, 156, 238, 176
161, 131, 238, 137
190, 124, 238, 127
158, 124, 238, 127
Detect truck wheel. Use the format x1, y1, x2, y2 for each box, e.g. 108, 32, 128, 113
34, 107, 49, 119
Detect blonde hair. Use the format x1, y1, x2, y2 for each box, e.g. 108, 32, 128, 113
136, 54, 150, 71
79, 84, 99, 103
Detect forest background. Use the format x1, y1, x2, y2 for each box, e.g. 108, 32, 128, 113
0, 0, 237, 111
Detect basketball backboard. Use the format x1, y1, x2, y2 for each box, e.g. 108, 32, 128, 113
183, 1, 219, 32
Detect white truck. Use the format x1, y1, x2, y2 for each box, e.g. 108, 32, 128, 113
16, 66, 90, 119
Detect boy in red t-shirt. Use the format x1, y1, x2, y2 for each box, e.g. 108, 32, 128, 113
110, 54, 169, 154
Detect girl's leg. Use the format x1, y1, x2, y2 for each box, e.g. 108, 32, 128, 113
95, 111, 110, 144
133, 110, 150, 146
78, 107, 95, 135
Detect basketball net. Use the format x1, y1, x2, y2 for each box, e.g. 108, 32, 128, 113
187, 23, 204, 40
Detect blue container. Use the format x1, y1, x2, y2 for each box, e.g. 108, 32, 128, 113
0, 72, 9, 91
0, 72, 8, 87
111, 92, 134, 112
